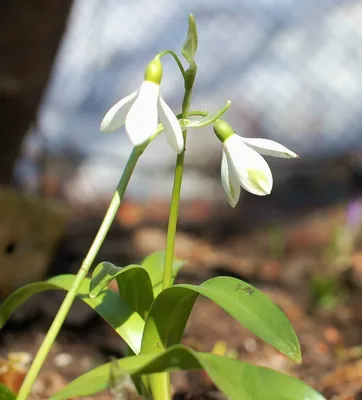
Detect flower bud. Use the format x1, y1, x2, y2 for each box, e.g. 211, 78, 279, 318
144, 59, 163, 84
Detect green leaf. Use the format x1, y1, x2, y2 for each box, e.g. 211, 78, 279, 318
141, 251, 185, 297
197, 352, 325, 400
141, 276, 301, 363
181, 14, 198, 64
50, 345, 324, 400
0, 275, 144, 354
0, 384, 16, 400
89, 262, 153, 319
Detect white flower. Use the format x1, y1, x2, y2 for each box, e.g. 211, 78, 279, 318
100, 59, 184, 153
214, 120, 298, 207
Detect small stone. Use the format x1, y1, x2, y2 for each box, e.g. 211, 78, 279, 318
244, 337, 257, 353
324, 326, 343, 345
53, 353, 73, 368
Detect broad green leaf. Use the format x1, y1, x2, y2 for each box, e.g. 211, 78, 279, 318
89, 262, 153, 319
50, 345, 324, 400
0, 275, 144, 354
197, 352, 325, 400
141, 276, 301, 363
141, 251, 185, 297
0, 384, 16, 400
181, 14, 198, 64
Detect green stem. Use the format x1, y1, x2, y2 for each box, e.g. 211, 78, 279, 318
151, 69, 195, 400
162, 77, 194, 290
17, 147, 143, 400
156, 50, 186, 78
161, 155, 185, 290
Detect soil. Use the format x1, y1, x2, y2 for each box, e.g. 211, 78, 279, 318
1, 189, 362, 399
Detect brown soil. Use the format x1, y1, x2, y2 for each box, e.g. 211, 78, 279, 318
1, 196, 362, 400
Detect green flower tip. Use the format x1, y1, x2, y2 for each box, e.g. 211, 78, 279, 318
213, 119, 234, 143
144, 58, 163, 84
248, 169, 271, 195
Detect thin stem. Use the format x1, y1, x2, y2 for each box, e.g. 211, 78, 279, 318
156, 50, 186, 78
155, 70, 195, 400
176, 110, 207, 119
162, 76, 194, 291
178, 101, 231, 129
17, 147, 143, 400
184, 110, 207, 117
161, 146, 186, 290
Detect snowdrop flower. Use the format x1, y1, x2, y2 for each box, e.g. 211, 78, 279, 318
213, 120, 298, 207
100, 59, 183, 153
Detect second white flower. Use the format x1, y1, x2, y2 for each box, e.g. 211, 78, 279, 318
214, 120, 298, 207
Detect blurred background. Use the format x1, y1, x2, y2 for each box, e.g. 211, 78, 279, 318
1, 1, 362, 398
12, 0, 362, 207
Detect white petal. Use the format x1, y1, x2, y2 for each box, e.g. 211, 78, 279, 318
241, 137, 298, 158
224, 135, 273, 196
221, 150, 241, 207
158, 97, 184, 153
125, 81, 160, 146
100, 90, 138, 133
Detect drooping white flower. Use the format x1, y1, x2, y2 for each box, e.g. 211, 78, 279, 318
100, 59, 184, 153
214, 120, 298, 207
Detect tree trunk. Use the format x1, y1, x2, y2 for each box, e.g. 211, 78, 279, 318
0, 0, 73, 185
